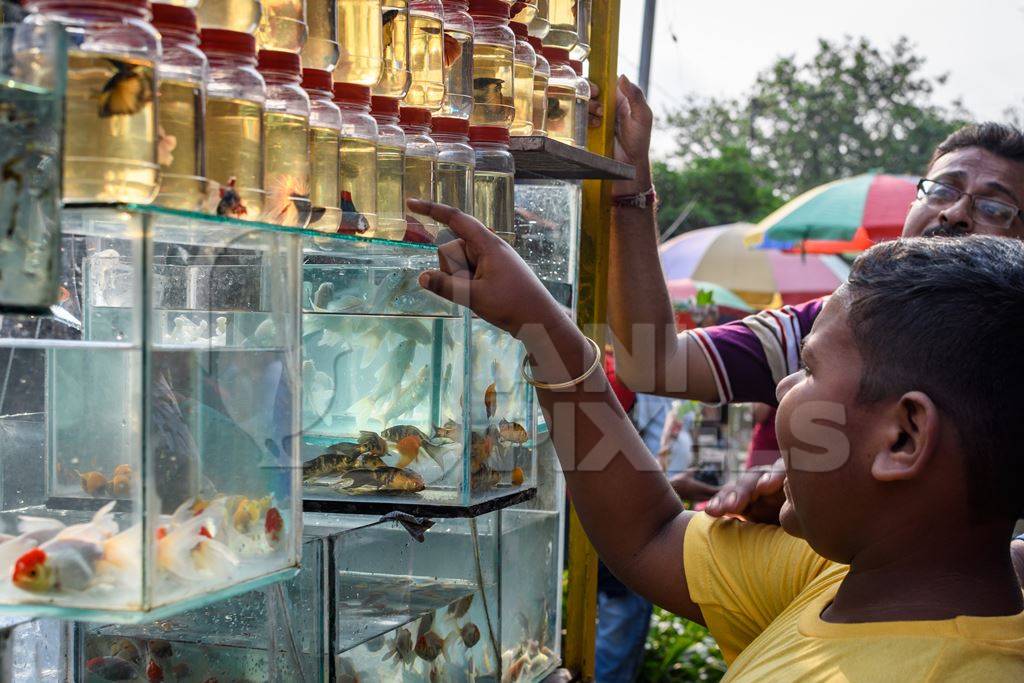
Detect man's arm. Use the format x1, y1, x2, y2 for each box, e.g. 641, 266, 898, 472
602, 77, 720, 402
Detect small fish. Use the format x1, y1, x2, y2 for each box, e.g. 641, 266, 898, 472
382, 366, 432, 424
339, 190, 370, 233
415, 629, 454, 663
231, 497, 263, 534
312, 282, 335, 310
157, 125, 177, 167
264, 507, 284, 549
547, 96, 567, 121
79, 470, 109, 497
433, 420, 462, 444
511, 466, 525, 486
382, 8, 400, 52
113, 464, 133, 478
382, 424, 433, 443
216, 177, 247, 217
485, 383, 497, 420
98, 59, 153, 118
459, 622, 481, 648
447, 593, 473, 619
443, 31, 462, 69
498, 419, 529, 445
110, 473, 131, 497
148, 639, 173, 660
395, 435, 424, 469
110, 639, 142, 664
12, 502, 117, 592
85, 656, 139, 681
474, 77, 506, 107
470, 431, 494, 472
384, 627, 416, 666
146, 658, 164, 682
471, 466, 500, 491
265, 174, 311, 226
336, 467, 426, 495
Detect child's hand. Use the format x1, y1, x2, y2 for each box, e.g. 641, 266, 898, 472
706, 459, 786, 525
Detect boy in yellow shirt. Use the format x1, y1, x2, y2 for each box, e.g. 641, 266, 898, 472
413, 193, 1024, 680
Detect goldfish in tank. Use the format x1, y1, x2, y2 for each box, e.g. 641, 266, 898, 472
384, 627, 416, 667
485, 382, 497, 419
498, 419, 529, 444
511, 466, 525, 486
433, 419, 462, 444
86, 655, 139, 680
78, 470, 109, 497
447, 593, 473, 619
155, 499, 239, 581
11, 501, 118, 593
471, 465, 500, 491
264, 506, 284, 549
458, 622, 481, 648
145, 658, 164, 682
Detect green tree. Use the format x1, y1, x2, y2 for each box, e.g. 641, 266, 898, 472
662, 36, 970, 219
654, 147, 783, 235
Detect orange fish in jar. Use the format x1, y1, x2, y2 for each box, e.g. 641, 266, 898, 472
443, 32, 462, 69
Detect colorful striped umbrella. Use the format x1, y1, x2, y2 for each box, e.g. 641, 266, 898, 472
660, 224, 850, 307
746, 173, 918, 248
665, 278, 753, 313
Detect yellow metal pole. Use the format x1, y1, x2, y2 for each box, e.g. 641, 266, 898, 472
564, 1, 622, 680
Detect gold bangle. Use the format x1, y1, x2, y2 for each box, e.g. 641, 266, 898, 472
521, 336, 603, 390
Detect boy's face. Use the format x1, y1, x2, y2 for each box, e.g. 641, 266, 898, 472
773, 292, 883, 562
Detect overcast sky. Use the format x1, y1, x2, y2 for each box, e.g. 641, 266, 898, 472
614, 0, 1024, 159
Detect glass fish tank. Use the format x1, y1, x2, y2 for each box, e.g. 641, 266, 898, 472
74, 535, 326, 682
0, 617, 64, 682
513, 179, 581, 313
0, 205, 302, 621
300, 239, 537, 514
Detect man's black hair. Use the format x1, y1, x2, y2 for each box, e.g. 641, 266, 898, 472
930, 122, 1024, 168
846, 236, 1024, 520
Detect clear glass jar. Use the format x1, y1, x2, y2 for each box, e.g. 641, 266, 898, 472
301, 0, 339, 70
201, 30, 265, 217
439, 0, 474, 119
432, 116, 474, 215
528, 0, 548, 39
470, 125, 514, 240
258, 49, 310, 226
337, 0, 385, 87
570, 58, 588, 147
509, 20, 534, 135
544, 0, 575, 50
25, 0, 161, 204
400, 106, 438, 241
570, 0, 590, 59
152, 3, 208, 211
256, 0, 307, 53
468, 0, 514, 128
303, 68, 343, 231
374, 0, 411, 98
541, 46, 574, 145
510, 0, 535, 25
528, 34, 548, 135
333, 82, 380, 234
196, 0, 262, 34
405, 0, 445, 111
370, 96, 407, 239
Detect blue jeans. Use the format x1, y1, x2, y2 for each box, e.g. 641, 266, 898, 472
595, 569, 653, 683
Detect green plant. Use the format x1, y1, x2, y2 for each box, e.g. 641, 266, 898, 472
640, 608, 727, 682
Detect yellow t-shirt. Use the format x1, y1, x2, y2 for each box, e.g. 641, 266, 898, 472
684, 513, 1024, 681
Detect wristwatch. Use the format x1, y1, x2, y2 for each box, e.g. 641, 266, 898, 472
612, 187, 658, 209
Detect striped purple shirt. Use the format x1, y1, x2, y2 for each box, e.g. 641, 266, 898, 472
687, 298, 826, 405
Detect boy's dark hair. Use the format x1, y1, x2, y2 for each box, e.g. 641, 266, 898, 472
930, 123, 1024, 168
846, 236, 1024, 520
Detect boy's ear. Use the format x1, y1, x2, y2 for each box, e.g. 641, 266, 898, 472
870, 392, 939, 482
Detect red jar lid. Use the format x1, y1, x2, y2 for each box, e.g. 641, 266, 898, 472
200, 29, 256, 57
151, 3, 197, 34
468, 0, 509, 20
441, 0, 469, 9
509, 20, 529, 40
371, 96, 401, 117
400, 106, 432, 128
527, 35, 544, 54
542, 46, 570, 64
569, 59, 584, 76
301, 68, 333, 92
432, 116, 470, 136
333, 81, 371, 106
29, 0, 151, 11
258, 49, 301, 74
469, 125, 510, 145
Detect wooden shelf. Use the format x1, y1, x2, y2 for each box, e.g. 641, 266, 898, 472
510, 136, 635, 181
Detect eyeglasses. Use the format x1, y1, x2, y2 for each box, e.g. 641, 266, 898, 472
917, 178, 1024, 230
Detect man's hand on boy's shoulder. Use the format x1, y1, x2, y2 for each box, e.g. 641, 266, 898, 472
706, 460, 786, 525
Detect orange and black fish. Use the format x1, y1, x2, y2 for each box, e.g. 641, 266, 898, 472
216, 177, 248, 217
474, 77, 506, 107
339, 190, 370, 234
382, 8, 400, 52
98, 59, 153, 118
443, 31, 462, 68
484, 382, 497, 420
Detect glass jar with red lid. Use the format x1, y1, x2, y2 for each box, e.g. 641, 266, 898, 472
196, 0, 261, 35
334, 82, 380, 235
400, 106, 438, 241
470, 124, 514, 239
439, 0, 474, 119
25, 0, 161, 203
509, 20, 535, 135
370, 96, 408, 239
541, 45, 574, 145
259, 49, 311, 227
303, 68, 343, 231
432, 116, 475, 216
